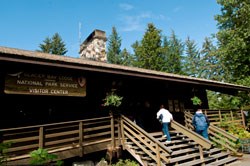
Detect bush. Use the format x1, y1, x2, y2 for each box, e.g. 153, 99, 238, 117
29, 148, 63, 166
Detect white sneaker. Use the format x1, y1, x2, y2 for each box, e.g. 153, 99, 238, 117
162, 135, 167, 138
165, 140, 171, 143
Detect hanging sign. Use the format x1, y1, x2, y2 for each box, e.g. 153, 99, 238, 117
4, 71, 86, 97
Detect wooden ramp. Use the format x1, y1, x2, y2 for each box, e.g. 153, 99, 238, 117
124, 131, 238, 166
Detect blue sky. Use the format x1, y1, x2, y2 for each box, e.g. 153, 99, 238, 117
0, 0, 221, 58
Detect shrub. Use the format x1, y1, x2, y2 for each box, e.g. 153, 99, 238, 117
29, 148, 63, 166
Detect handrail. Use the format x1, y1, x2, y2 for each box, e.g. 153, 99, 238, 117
121, 115, 172, 154
0, 116, 114, 164
209, 125, 238, 153
184, 111, 239, 153
171, 120, 212, 149
120, 115, 172, 165
209, 125, 238, 142
185, 109, 245, 128
0, 116, 111, 131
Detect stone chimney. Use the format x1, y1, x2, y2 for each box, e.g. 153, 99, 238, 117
79, 29, 107, 62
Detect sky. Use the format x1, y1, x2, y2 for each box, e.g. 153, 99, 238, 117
0, 0, 221, 58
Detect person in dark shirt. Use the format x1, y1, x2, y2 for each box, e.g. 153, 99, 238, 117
192, 109, 210, 140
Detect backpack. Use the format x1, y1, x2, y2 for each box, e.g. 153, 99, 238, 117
158, 114, 163, 123
193, 114, 209, 130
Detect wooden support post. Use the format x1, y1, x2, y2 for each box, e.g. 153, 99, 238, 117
241, 109, 246, 128
39, 126, 44, 148
204, 110, 207, 116
120, 118, 125, 150
230, 110, 234, 121
117, 116, 121, 147
111, 114, 115, 149
79, 121, 83, 157
198, 145, 204, 162
156, 144, 161, 166
219, 110, 222, 122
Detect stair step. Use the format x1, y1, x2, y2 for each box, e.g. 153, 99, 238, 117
205, 156, 238, 166
135, 151, 145, 155
171, 147, 199, 156
169, 153, 200, 163
206, 148, 222, 155
178, 156, 216, 166
168, 142, 196, 150
177, 152, 231, 166
209, 151, 230, 159
141, 156, 152, 161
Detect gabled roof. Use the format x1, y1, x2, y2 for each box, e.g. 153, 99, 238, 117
0, 46, 249, 93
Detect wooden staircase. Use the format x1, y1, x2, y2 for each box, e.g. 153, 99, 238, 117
124, 131, 238, 166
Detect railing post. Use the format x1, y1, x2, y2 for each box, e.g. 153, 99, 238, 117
156, 144, 161, 166
204, 110, 207, 116
111, 113, 115, 149
241, 109, 246, 128
230, 110, 234, 121
198, 145, 204, 162
39, 126, 44, 148
219, 110, 222, 122
120, 117, 125, 150
79, 121, 83, 157
117, 116, 121, 147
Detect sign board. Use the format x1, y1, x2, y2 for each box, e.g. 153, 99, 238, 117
4, 71, 86, 97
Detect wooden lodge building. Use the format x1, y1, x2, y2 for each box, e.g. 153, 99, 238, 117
0, 30, 250, 165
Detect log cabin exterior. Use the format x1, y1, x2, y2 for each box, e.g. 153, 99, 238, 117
0, 31, 250, 165
0, 45, 249, 130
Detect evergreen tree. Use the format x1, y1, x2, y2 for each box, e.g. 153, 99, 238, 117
39, 37, 52, 53
215, 0, 250, 81
210, 0, 250, 109
38, 33, 67, 55
107, 27, 122, 64
132, 23, 164, 70
183, 37, 200, 77
161, 36, 171, 72
167, 31, 184, 74
131, 41, 140, 67
199, 37, 222, 81
120, 48, 134, 66
51, 33, 67, 55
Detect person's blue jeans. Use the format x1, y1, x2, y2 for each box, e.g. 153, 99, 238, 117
162, 122, 171, 141
196, 128, 209, 140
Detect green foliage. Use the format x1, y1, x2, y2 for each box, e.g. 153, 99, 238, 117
218, 113, 250, 139
103, 90, 123, 108
162, 31, 184, 74
219, 115, 250, 139
112, 159, 139, 166
119, 48, 134, 66
132, 23, 165, 71
235, 77, 250, 109
38, 33, 67, 55
191, 96, 202, 106
29, 148, 63, 166
0, 142, 11, 165
199, 37, 223, 81
107, 27, 122, 64
207, 90, 241, 109
183, 36, 200, 77
215, 0, 250, 80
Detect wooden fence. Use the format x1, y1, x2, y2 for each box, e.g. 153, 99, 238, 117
0, 116, 117, 165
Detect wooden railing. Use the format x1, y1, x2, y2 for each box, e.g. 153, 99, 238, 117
185, 109, 245, 128
184, 111, 239, 154
171, 120, 212, 161
120, 115, 172, 166
0, 116, 116, 164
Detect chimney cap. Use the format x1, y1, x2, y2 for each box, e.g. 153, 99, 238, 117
83, 29, 107, 44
